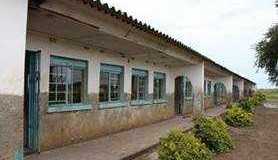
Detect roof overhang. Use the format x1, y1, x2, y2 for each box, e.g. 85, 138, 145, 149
28, 7, 194, 67
29, 0, 256, 85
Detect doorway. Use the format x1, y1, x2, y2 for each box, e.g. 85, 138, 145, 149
24, 50, 40, 154
233, 85, 240, 101
175, 76, 184, 115
213, 82, 227, 106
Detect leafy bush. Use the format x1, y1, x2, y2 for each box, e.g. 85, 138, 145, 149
193, 116, 234, 153
224, 105, 254, 127
253, 92, 266, 105
158, 129, 213, 160
238, 92, 266, 112
238, 98, 255, 113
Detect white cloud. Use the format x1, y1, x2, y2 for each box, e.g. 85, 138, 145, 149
102, 0, 277, 88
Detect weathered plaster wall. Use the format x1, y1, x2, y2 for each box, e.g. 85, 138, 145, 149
0, 1, 28, 160
26, 32, 176, 151
213, 76, 233, 104
244, 81, 256, 97
216, 76, 233, 94
204, 77, 214, 109
183, 63, 205, 112
204, 75, 234, 108
171, 63, 205, 114
233, 79, 244, 99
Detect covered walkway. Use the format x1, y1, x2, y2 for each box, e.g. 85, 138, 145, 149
26, 106, 226, 160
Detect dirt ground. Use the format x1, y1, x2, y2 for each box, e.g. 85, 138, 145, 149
215, 105, 278, 160
134, 103, 278, 160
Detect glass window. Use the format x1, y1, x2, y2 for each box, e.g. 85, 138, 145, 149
207, 81, 212, 96
185, 77, 193, 98
204, 80, 207, 95
99, 64, 124, 103
49, 56, 87, 106
131, 69, 148, 101
153, 72, 166, 100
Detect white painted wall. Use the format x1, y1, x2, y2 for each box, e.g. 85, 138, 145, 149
172, 62, 205, 112
26, 32, 174, 97
234, 79, 244, 98
217, 76, 233, 94
0, 0, 28, 96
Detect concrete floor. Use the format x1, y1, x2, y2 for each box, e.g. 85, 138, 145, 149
26, 106, 226, 160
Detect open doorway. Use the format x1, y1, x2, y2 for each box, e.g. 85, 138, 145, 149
24, 50, 40, 154
175, 76, 184, 115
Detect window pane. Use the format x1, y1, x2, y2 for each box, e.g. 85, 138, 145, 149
99, 72, 109, 102
132, 69, 148, 101
49, 84, 56, 93
49, 56, 87, 105
138, 77, 146, 100
154, 79, 159, 100
208, 81, 211, 95
204, 80, 207, 95
68, 68, 84, 104
158, 79, 164, 99
131, 75, 138, 100
110, 73, 121, 101
185, 80, 192, 97
57, 84, 66, 92
154, 72, 166, 100
57, 92, 66, 103
49, 92, 56, 102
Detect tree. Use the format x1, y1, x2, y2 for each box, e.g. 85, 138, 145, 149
255, 24, 278, 86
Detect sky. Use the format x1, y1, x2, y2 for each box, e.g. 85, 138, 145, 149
101, 0, 277, 89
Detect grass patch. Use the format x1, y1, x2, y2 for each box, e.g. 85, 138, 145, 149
259, 89, 278, 102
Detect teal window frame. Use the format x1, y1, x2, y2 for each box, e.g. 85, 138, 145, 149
207, 81, 212, 96
48, 55, 90, 113
153, 72, 166, 103
214, 82, 227, 103
204, 80, 207, 95
184, 77, 193, 100
99, 63, 125, 108
131, 69, 150, 105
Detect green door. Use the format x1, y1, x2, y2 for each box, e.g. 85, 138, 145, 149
175, 76, 184, 115
24, 51, 40, 154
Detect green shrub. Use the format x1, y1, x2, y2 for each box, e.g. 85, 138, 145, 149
239, 92, 266, 112
253, 92, 266, 105
224, 105, 254, 127
158, 129, 213, 160
193, 116, 234, 153
239, 98, 255, 113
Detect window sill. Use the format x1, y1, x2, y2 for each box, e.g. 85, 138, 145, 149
153, 99, 168, 104
130, 100, 152, 106
47, 104, 92, 113
99, 101, 127, 109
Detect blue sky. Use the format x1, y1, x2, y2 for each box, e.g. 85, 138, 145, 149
101, 0, 277, 88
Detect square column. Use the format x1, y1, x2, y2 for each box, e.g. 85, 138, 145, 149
183, 62, 205, 113
0, 1, 28, 160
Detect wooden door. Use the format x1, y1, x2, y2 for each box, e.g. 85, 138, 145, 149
175, 76, 184, 115
24, 51, 40, 154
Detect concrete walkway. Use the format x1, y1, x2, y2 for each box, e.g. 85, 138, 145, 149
26, 106, 226, 160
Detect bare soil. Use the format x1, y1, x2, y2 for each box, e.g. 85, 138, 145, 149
134, 104, 278, 160
216, 105, 278, 160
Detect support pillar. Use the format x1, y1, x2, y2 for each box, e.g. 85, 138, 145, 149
0, 1, 28, 159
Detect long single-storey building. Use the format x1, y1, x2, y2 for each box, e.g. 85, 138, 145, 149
0, 0, 256, 159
